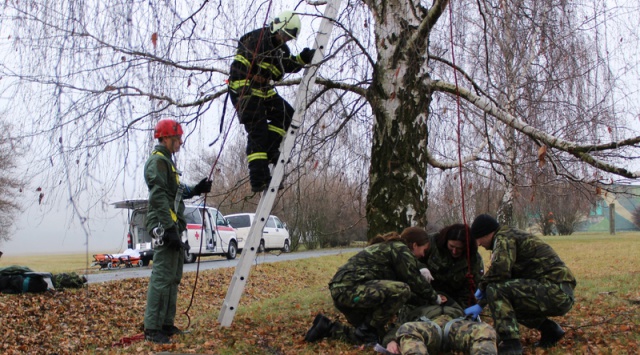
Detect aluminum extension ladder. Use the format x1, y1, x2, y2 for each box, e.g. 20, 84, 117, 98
218, 0, 343, 327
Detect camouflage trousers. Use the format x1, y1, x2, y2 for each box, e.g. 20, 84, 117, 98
397, 317, 497, 355
329, 280, 411, 343
485, 279, 574, 340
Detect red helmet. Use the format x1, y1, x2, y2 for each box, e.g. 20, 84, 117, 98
154, 119, 183, 138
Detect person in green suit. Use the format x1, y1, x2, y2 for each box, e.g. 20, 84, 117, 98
465, 214, 576, 354
305, 227, 444, 345
420, 224, 484, 308
143, 119, 212, 344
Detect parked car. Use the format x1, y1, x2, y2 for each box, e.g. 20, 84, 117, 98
113, 199, 241, 264
225, 213, 291, 253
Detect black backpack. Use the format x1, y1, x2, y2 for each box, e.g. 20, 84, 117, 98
0, 265, 50, 294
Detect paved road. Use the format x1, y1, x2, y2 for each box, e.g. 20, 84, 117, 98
86, 248, 362, 284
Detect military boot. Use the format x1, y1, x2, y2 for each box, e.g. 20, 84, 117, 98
535, 319, 565, 348
304, 314, 334, 342
497, 339, 523, 355
354, 322, 380, 345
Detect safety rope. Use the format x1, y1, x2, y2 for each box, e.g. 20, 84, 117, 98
446, 1, 476, 306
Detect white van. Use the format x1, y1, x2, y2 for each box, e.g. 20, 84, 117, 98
113, 200, 241, 264
225, 213, 291, 253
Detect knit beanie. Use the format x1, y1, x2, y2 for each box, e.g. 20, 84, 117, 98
470, 214, 500, 239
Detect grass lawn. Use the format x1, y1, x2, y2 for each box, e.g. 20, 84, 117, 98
0, 231, 639, 354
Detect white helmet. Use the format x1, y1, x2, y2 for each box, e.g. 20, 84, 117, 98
270, 11, 301, 39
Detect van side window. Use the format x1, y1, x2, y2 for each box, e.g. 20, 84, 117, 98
227, 215, 251, 228
266, 217, 276, 228
216, 214, 227, 226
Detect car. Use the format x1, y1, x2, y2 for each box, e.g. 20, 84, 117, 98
225, 213, 291, 253
113, 199, 241, 264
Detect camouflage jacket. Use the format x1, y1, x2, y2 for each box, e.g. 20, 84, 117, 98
479, 227, 576, 292
420, 234, 484, 308
329, 241, 440, 305
382, 303, 465, 346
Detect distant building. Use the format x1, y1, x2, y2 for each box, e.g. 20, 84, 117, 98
578, 184, 640, 232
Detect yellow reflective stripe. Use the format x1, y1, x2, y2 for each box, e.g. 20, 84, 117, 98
229, 79, 250, 90
234, 53, 281, 77
228, 81, 276, 98
234, 54, 251, 67
170, 209, 178, 222
251, 88, 276, 98
268, 124, 286, 137
247, 152, 268, 162
258, 62, 282, 77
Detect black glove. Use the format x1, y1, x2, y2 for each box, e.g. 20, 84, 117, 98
299, 47, 316, 64
192, 178, 212, 195
181, 239, 190, 252
162, 228, 182, 251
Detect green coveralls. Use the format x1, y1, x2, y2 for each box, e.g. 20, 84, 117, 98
143, 145, 196, 331
478, 227, 576, 341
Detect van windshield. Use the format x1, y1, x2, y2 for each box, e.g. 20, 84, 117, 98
227, 215, 251, 228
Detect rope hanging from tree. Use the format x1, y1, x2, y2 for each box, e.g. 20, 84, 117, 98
446, 1, 476, 306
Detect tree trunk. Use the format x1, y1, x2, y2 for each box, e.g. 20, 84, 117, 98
364, 0, 448, 239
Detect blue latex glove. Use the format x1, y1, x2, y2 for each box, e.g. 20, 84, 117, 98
475, 288, 485, 300
464, 304, 483, 320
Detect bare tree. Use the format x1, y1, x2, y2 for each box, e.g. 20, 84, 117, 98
1, 0, 639, 242
0, 121, 23, 243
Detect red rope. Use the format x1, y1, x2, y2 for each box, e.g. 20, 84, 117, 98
447, 1, 476, 305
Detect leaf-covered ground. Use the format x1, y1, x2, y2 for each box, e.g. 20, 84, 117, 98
1, 253, 640, 354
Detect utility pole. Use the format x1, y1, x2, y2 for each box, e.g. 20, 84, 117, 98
218, 0, 342, 327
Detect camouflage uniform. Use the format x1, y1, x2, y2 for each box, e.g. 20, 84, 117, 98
420, 233, 484, 308
479, 227, 576, 341
328, 240, 440, 342
387, 303, 497, 354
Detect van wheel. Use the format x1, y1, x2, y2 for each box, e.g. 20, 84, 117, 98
282, 240, 291, 253
184, 250, 196, 264
258, 240, 265, 253
226, 240, 237, 260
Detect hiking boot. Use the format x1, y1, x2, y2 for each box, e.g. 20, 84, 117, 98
162, 325, 184, 337
145, 329, 170, 344
304, 314, 333, 342
498, 339, 523, 354
535, 319, 565, 348
354, 322, 380, 345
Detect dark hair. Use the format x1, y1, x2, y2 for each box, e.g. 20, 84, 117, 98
368, 231, 401, 245
437, 224, 477, 259
400, 227, 430, 247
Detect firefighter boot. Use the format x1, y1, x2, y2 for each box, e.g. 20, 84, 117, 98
535, 319, 565, 348
248, 160, 271, 192
304, 313, 334, 342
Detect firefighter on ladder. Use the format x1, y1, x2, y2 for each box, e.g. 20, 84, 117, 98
228, 10, 316, 192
